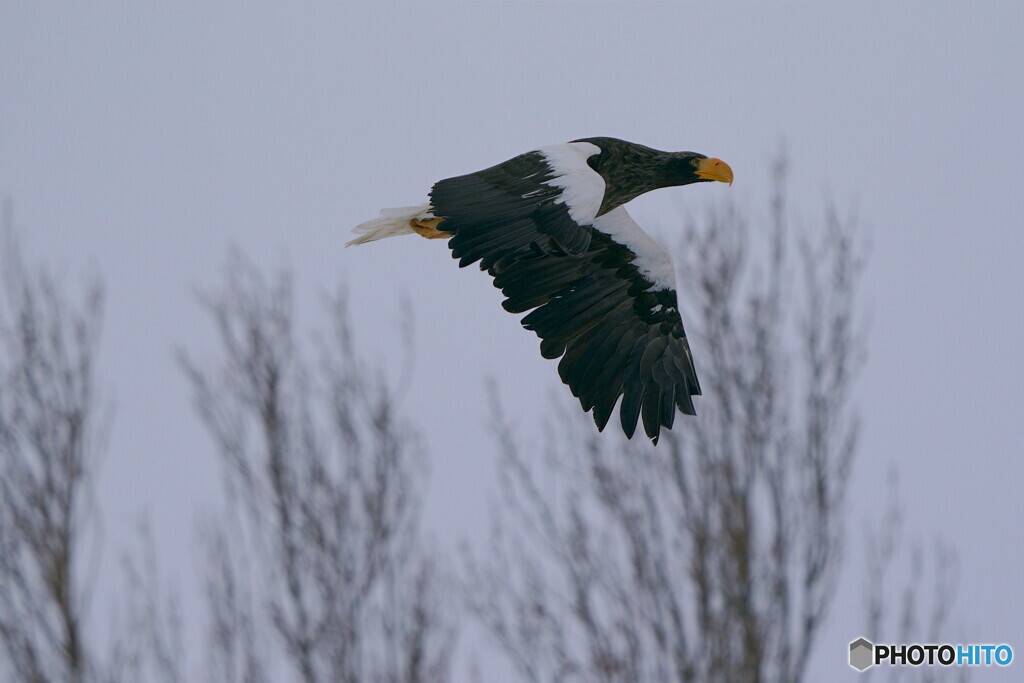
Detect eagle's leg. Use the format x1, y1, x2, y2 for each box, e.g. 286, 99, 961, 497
410, 217, 453, 240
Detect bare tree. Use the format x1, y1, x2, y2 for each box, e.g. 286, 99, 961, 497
464, 156, 866, 683
0, 214, 182, 683
179, 251, 455, 683
0, 216, 105, 682
104, 520, 185, 683
862, 468, 966, 683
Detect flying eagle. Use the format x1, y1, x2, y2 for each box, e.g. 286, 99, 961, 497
348, 137, 733, 443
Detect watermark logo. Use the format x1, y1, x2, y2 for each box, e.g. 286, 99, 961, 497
849, 638, 873, 671
849, 637, 1013, 672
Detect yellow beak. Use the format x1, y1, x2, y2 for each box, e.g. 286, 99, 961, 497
695, 157, 734, 186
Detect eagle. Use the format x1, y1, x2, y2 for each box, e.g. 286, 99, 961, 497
348, 137, 733, 443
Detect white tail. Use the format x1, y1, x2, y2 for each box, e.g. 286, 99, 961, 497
346, 204, 433, 247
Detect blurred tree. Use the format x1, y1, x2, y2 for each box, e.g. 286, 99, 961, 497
0, 215, 105, 682
861, 468, 966, 683
178, 251, 455, 683
464, 156, 870, 682
0, 179, 964, 683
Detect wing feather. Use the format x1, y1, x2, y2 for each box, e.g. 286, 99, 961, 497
429, 148, 699, 443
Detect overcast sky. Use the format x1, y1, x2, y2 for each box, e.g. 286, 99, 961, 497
2, 2, 1022, 680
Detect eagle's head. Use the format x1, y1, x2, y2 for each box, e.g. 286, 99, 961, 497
668, 153, 734, 187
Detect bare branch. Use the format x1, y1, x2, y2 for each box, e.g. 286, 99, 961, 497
0, 218, 105, 683
862, 467, 967, 683
105, 520, 184, 683
180, 250, 455, 683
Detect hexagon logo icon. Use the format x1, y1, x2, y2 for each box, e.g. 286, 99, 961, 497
849, 637, 874, 671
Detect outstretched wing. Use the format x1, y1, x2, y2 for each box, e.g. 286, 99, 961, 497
430, 144, 699, 443
429, 142, 604, 269
498, 207, 699, 443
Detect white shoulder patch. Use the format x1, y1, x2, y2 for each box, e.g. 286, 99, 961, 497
538, 142, 605, 224
593, 207, 677, 292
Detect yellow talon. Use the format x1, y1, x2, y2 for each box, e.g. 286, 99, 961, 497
409, 218, 453, 240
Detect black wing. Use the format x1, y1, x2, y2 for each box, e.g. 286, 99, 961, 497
495, 224, 699, 443
430, 149, 700, 442
429, 150, 595, 270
